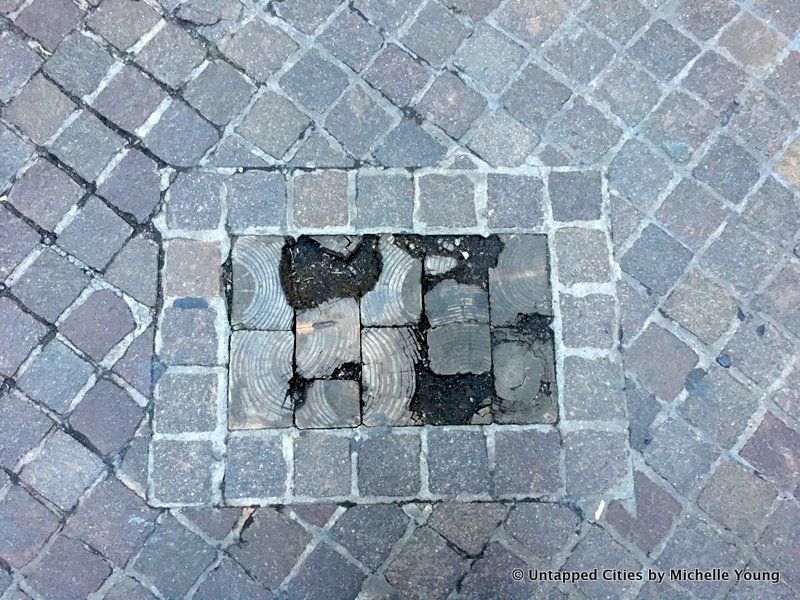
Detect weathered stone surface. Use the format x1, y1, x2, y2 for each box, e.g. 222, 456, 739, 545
232, 236, 293, 330
0, 297, 47, 378
225, 434, 286, 500
69, 379, 143, 456
361, 236, 422, 326
60, 289, 135, 361
17, 339, 93, 413
229, 331, 293, 428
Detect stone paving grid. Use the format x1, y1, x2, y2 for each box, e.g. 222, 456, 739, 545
0, 0, 797, 598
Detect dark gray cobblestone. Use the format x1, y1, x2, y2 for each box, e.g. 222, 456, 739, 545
0, 0, 797, 596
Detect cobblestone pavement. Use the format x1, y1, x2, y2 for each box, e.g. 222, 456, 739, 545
0, 0, 799, 597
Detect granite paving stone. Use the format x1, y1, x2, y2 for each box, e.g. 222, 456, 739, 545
143, 101, 220, 166
0, 485, 59, 568
626, 323, 698, 401
595, 61, 662, 127
87, 0, 161, 50
0, 31, 42, 103
553, 227, 613, 284
682, 51, 748, 115
494, 0, 565, 47
229, 507, 311, 591
20, 430, 105, 510
454, 23, 526, 93
11, 248, 90, 322
331, 504, 408, 569
219, 17, 297, 82
42, 32, 114, 98
294, 432, 352, 497
756, 499, 800, 588
324, 85, 393, 159
0, 390, 51, 470
565, 429, 629, 497
629, 19, 700, 81
719, 13, 785, 69
384, 527, 469, 600
4, 75, 75, 146
545, 25, 616, 86
60, 289, 134, 360
546, 97, 622, 163
767, 51, 800, 111
357, 431, 421, 497
416, 71, 486, 139
608, 138, 673, 211
226, 171, 287, 231
280, 50, 349, 114
184, 60, 254, 127
0, 297, 47, 377
166, 171, 223, 230
363, 44, 430, 107
642, 90, 716, 164
283, 543, 366, 600
355, 171, 414, 228
674, 0, 739, 40
428, 502, 505, 556
136, 23, 206, 89
154, 370, 217, 434
7, 159, 84, 231
372, 119, 446, 167
731, 91, 797, 160
753, 261, 800, 337
562, 356, 626, 420
163, 238, 221, 297
723, 320, 793, 388
112, 324, 154, 396
549, 170, 602, 222
565, 525, 643, 598
150, 439, 217, 505
740, 413, 800, 492
160, 303, 219, 366
655, 177, 729, 251
502, 63, 572, 132
644, 417, 719, 495
51, 113, 125, 183
503, 502, 579, 563
486, 174, 543, 228
560, 293, 616, 348
663, 269, 738, 344
95, 150, 162, 223
400, 0, 470, 68
293, 170, 349, 228
237, 91, 310, 159
416, 173, 476, 227
581, 0, 650, 43
427, 429, 490, 495
195, 557, 271, 600
69, 378, 144, 456
105, 235, 159, 306
459, 541, 545, 599
319, 8, 382, 73
92, 65, 168, 134
26, 536, 111, 600
0, 123, 33, 189
225, 434, 286, 500
16, 338, 93, 413
493, 429, 561, 495
621, 224, 692, 296
58, 196, 132, 270
64, 477, 157, 566
694, 135, 761, 203
132, 515, 216, 598
465, 109, 539, 167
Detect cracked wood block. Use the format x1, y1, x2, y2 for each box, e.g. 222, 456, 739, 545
362, 327, 420, 426
361, 235, 422, 326
295, 380, 361, 429
296, 298, 360, 378
229, 330, 294, 428
424, 279, 489, 326
427, 322, 492, 375
489, 234, 552, 325
232, 236, 293, 330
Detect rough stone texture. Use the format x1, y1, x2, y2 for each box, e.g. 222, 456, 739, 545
1, 2, 798, 594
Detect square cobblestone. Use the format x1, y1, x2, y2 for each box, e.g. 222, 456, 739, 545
135, 23, 205, 89
644, 418, 718, 494
26, 536, 111, 600
69, 378, 144, 456
563, 526, 642, 598
163, 238, 221, 297
331, 504, 408, 569
494, 429, 561, 495
733, 93, 797, 162
465, 109, 539, 167
220, 17, 297, 82
494, 0, 565, 46
17, 338, 93, 413
546, 97, 622, 163
674, 0, 738, 40
132, 515, 216, 598
105, 235, 159, 306
626, 323, 698, 401
595, 62, 662, 126
454, 24, 526, 93
545, 26, 616, 86
237, 91, 310, 159
620, 224, 692, 296
0, 485, 59, 568
92, 65, 167, 134
159, 304, 219, 366
166, 171, 224, 230
363, 44, 431, 107
416, 71, 486, 139
43, 32, 114, 98
225, 434, 286, 500
184, 60, 254, 127
682, 51, 748, 115
195, 557, 271, 600
608, 138, 673, 211
51, 113, 125, 183
5, 75, 76, 146
0, 124, 33, 188
372, 119, 446, 167
629, 19, 699, 81
754, 262, 800, 338
280, 50, 349, 114
486, 174, 543, 228
87, 0, 161, 50
324, 86, 393, 159
7, 160, 83, 231
0, 390, 51, 470
502, 63, 572, 131
400, 0, 470, 68
549, 170, 602, 222
553, 227, 613, 284
143, 101, 220, 167
0, 297, 47, 378
562, 356, 626, 420
229, 507, 311, 591
642, 91, 716, 164
719, 13, 785, 69
560, 293, 615, 348
64, 477, 157, 565
96, 150, 161, 223
693, 135, 760, 203
416, 174, 476, 227
58, 196, 132, 269
427, 429, 490, 495
151, 439, 217, 504
741, 414, 800, 493
655, 177, 728, 250
503, 502, 579, 564
0, 31, 42, 103
663, 269, 738, 344
724, 320, 793, 388
293, 170, 349, 228
20, 430, 104, 510
756, 499, 800, 588
355, 171, 413, 229
11, 249, 89, 324
154, 370, 218, 434
565, 430, 629, 497
227, 171, 287, 231
60, 289, 135, 361
357, 431, 420, 497
319, 8, 382, 72
581, 0, 650, 43
294, 432, 351, 497
767, 51, 800, 111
